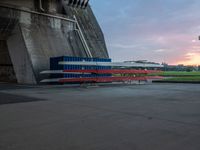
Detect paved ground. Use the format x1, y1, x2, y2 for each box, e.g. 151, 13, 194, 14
0, 83, 200, 150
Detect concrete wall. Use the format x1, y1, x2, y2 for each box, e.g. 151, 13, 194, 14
0, 40, 16, 82
0, 0, 109, 84
19, 11, 87, 82
0, 6, 18, 82
0, 0, 35, 9
62, 5, 109, 58
7, 25, 37, 84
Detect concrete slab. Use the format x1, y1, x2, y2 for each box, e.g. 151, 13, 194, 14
0, 83, 200, 150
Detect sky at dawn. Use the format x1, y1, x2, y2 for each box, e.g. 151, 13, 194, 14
90, 0, 200, 65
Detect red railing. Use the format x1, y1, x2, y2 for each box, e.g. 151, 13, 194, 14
63, 69, 161, 74
59, 76, 163, 83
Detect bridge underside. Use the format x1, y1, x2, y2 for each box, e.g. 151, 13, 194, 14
0, 0, 109, 84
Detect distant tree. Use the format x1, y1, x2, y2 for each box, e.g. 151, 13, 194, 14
186, 66, 193, 72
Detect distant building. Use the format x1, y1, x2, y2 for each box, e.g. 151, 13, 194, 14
123, 60, 162, 70
124, 60, 160, 65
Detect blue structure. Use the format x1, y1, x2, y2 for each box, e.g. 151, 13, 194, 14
50, 56, 112, 79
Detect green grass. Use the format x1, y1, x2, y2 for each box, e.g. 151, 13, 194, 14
156, 71, 200, 76
152, 71, 200, 82
114, 71, 200, 82
164, 76, 200, 82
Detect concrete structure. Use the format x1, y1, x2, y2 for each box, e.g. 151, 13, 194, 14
0, 0, 109, 84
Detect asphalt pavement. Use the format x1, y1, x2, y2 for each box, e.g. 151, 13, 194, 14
0, 83, 200, 150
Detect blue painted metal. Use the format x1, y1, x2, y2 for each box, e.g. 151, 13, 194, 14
50, 56, 112, 79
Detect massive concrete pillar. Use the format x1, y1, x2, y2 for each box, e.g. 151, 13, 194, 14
0, 0, 109, 84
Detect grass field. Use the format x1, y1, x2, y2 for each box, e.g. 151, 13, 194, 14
164, 76, 200, 82
155, 71, 200, 76
115, 71, 200, 82
154, 71, 200, 82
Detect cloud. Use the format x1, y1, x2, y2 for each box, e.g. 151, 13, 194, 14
154, 49, 167, 53
192, 40, 197, 43
178, 52, 200, 65
109, 43, 141, 49
91, 0, 200, 64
